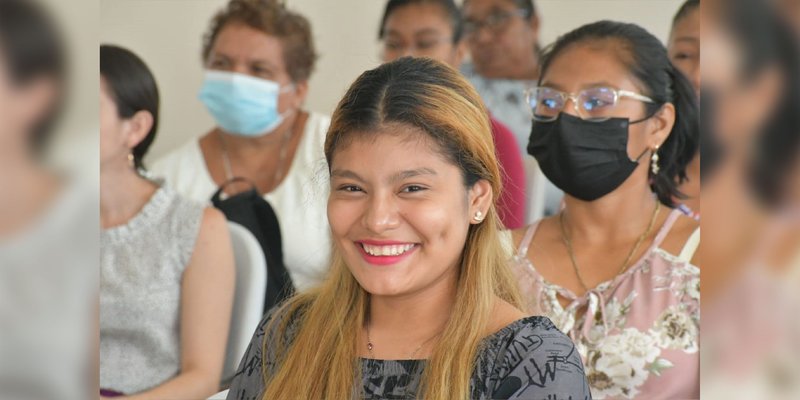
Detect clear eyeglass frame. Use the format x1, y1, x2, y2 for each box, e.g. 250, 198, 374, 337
382, 36, 453, 56
463, 9, 529, 37
525, 86, 655, 122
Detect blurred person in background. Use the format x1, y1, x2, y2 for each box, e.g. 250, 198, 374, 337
461, 0, 562, 218
510, 21, 700, 399
99, 44, 235, 399
668, 0, 701, 220
0, 0, 66, 239
668, 0, 700, 96
460, 0, 539, 149
151, 0, 331, 310
701, 0, 800, 299
701, 0, 800, 397
378, 0, 526, 229
775, 0, 800, 37
0, 1, 96, 399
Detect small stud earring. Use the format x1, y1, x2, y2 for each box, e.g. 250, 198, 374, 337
128, 153, 135, 169
650, 146, 660, 175
473, 210, 484, 222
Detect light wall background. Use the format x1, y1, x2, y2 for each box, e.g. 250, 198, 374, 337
39, 0, 99, 177
100, 0, 684, 162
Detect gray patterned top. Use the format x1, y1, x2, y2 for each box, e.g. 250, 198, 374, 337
100, 185, 205, 394
227, 307, 591, 399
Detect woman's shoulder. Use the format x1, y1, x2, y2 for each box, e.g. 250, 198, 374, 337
482, 301, 571, 358
157, 185, 205, 222
149, 138, 217, 203
257, 300, 307, 342
293, 111, 331, 173
659, 210, 701, 265
304, 111, 331, 137
509, 215, 558, 251
483, 315, 565, 348
475, 315, 592, 399
150, 186, 209, 266
226, 300, 309, 399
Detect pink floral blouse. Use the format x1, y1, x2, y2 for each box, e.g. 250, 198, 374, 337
509, 209, 700, 399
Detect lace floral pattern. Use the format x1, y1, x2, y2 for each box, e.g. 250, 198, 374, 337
510, 210, 700, 399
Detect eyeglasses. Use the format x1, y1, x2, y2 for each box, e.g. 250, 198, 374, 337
463, 9, 528, 37
525, 86, 655, 122
382, 37, 452, 57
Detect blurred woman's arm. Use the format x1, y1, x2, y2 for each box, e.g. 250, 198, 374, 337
119, 208, 235, 400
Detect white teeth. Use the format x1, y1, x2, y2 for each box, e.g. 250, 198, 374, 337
362, 243, 415, 256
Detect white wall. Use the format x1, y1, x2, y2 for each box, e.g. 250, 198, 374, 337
100, 0, 683, 162
536, 0, 680, 47
39, 0, 99, 177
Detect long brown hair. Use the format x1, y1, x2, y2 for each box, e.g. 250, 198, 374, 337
262, 57, 522, 399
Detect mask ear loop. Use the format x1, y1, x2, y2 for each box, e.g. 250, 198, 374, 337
629, 103, 664, 124
279, 83, 295, 94
628, 103, 666, 162
274, 83, 298, 122
632, 147, 650, 162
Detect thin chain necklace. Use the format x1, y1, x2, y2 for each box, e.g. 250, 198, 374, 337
365, 317, 443, 360
364, 315, 444, 399
559, 201, 661, 292
218, 121, 295, 190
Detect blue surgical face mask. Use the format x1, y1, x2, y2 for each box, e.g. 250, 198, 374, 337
198, 70, 294, 137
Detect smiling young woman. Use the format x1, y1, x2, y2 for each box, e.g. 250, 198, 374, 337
226, 57, 590, 400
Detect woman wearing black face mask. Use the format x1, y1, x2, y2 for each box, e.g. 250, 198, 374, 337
508, 21, 700, 399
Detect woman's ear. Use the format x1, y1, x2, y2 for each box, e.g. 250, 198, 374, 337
649, 102, 676, 148
123, 110, 153, 149
528, 13, 541, 34
451, 40, 468, 68
468, 179, 493, 224
291, 80, 309, 108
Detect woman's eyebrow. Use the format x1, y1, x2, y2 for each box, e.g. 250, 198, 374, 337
330, 169, 366, 183
390, 168, 437, 183
331, 167, 437, 183
673, 37, 700, 44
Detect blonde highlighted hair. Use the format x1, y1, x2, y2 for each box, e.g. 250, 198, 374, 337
262, 57, 522, 400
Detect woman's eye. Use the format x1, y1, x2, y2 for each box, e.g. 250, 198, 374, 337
584, 97, 612, 110
416, 41, 436, 50
385, 42, 403, 51
252, 67, 271, 77
671, 51, 697, 61
401, 185, 426, 193
337, 185, 363, 193
541, 98, 559, 109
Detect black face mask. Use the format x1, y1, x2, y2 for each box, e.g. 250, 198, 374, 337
527, 113, 648, 201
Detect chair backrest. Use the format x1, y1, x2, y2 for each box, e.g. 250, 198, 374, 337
207, 389, 229, 399
222, 221, 267, 385
524, 157, 547, 224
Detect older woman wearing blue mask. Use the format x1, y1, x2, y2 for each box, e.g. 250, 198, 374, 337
152, 0, 330, 311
